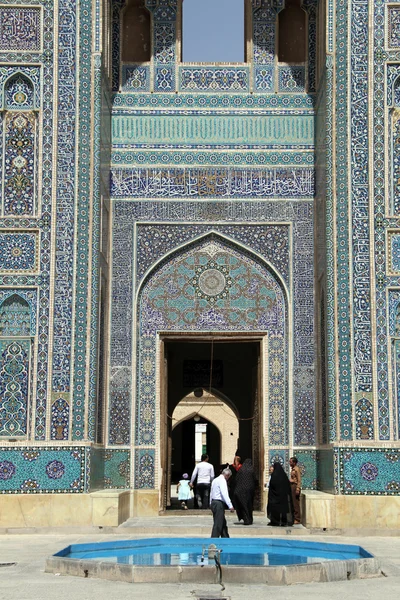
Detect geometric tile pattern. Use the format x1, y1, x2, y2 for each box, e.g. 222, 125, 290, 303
3, 112, 37, 216
0, 292, 33, 336
295, 449, 318, 490
0, 339, 30, 437
104, 449, 130, 489
0, 232, 38, 272
388, 231, 400, 274
132, 236, 289, 486
339, 448, 400, 495
0, 447, 85, 493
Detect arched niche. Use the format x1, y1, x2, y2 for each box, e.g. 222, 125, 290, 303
0, 294, 31, 337
134, 234, 289, 492
121, 0, 151, 63
4, 74, 35, 110
278, 0, 306, 63
2, 74, 37, 216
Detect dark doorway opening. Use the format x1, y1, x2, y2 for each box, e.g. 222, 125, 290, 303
161, 337, 263, 511
171, 416, 221, 483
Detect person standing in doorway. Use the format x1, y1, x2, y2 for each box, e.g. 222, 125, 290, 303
190, 453, 214, 509
289, 456, 302, 524
210, 467, 235, 537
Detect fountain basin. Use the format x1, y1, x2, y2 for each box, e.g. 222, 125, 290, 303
45, 537, 380, 585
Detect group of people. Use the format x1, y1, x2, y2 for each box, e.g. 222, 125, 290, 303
176, 453, 302, 537
176, 453, 257, 536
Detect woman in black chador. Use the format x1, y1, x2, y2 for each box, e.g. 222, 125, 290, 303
267, 462, 294, 526
233, 458, 257, 525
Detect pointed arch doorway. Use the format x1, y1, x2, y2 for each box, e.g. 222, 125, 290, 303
160, 336, 264, 511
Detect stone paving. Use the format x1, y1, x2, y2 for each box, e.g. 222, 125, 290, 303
1, 516, 400, 600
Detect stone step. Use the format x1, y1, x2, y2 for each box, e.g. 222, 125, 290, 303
118, 516, 310, 536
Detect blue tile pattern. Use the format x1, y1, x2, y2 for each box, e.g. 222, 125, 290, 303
0, 232, 37, 272
0, 7, 41, 52
0, 0, 398, 503
0, 447, 85, 493
388, 5, 400, 48
0, 339, 30, 437
3, 112, 37, 216
111, 168, 315, 198
339, 448, 400, 494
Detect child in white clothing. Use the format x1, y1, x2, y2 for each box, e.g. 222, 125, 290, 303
176, 473, 192, 509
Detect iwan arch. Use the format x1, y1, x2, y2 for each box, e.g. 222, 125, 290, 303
0, 0, 400, 530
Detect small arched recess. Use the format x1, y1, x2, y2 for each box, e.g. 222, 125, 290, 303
0, 293, 33, 437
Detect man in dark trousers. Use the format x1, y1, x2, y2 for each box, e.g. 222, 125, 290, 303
210, 467, 235, 537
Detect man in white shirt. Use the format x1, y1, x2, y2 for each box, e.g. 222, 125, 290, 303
210, 467, 235, 537
190, 454, 214, 509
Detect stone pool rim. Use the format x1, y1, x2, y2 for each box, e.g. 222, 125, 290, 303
45, 537, 381, 586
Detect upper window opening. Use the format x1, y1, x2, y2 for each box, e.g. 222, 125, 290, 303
278, 0, 306, 64
182, 0, 245, 63
121, 0, 151, 63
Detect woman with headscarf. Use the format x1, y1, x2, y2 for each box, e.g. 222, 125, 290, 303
267, 462, 294, 526
233, 458, 257, 525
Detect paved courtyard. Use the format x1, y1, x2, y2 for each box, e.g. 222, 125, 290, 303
1, 517, 400, 600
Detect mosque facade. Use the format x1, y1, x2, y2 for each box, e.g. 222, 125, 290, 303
0, 0, 400, 528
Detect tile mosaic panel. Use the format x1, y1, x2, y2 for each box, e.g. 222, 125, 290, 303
3, 111, 37, 216
268, 449, 290, 477
110, 200, 315, 458
50, 395, 70, 441
354, 393, 374, 440
112, 93, 315, 110
388, 231, 400, 274
180, 68, 249, 92
335, 0, 352, 440
73, 0, 94, 440
295, 449, 317, 490
104, 449, 130, 489
339, 448, 400, 495
351, 0, 372, 401
0, 67, 41, 110
393, 340, 400, 437
252, 1, 276, 67
0, 447, 85, 493
112, 149, 314, 167
122, 65, 150, 91
0, 289, 36, 336
278, 66, 306, 93
111, 168, 315, 199
111, 115, 315, 148
0, 339, 30, 437
374, 0, 392, 440
52, 0, 77, 396
317, 449, 335, 493
5, 74, 34, 110
0, 231, 38, 272
109, 367, 131, 445
135, 237, 288, 484
135, 448, 155, 489
0, 7, 41, 52
388, 5, 400, 49
392, 110, 400, 215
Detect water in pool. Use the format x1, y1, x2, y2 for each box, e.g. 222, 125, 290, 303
56, 537, 373, 567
